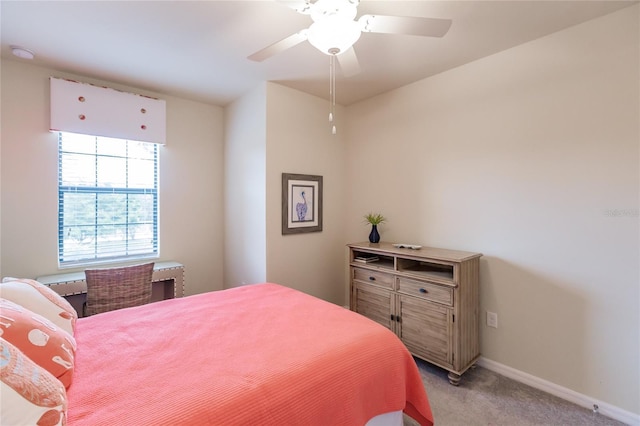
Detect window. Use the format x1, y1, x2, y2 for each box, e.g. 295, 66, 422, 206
58, 132, 158, 266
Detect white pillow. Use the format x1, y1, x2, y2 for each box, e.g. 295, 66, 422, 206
1, 277, 77, 336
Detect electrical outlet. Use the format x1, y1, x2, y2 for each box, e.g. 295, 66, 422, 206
487, 311, 498, 328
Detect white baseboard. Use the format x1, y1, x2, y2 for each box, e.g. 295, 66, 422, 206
477, 357, 640, 426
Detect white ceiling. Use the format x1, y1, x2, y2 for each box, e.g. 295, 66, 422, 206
1, 0, 636, 106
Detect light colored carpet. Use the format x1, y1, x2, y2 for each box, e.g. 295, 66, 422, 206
404, 358, 625, 426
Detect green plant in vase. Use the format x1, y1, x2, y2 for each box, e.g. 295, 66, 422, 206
364, 213, 386, 243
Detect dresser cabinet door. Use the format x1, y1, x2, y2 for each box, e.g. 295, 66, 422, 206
353, 281, 395, 331
397, 294, 453, 367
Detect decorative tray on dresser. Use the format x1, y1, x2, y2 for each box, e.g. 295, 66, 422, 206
348, 241, 482, 385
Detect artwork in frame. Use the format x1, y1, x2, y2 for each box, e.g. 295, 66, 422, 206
282, 173, 323, 234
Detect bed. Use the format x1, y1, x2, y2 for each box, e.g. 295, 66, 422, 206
3, 282, 434, 425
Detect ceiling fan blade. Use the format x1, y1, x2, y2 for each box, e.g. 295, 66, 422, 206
277, 0, 313, 14
337, 47, 361, 77
248, 30, 309, 62
358, 15, 452, 38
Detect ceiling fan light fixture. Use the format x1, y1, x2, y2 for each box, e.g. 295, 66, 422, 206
307, 16, 361, 55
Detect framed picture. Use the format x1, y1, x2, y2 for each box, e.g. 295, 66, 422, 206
282, 173, 323, 234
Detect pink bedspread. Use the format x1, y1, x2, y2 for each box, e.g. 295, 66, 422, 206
67, 283, 433, 425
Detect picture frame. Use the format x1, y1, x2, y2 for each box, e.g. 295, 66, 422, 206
282, 173, 323, 234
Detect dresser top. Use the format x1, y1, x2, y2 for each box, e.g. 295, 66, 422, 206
348, 242, 482, 262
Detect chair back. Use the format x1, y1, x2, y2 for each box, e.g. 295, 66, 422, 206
84, 262, 154, 316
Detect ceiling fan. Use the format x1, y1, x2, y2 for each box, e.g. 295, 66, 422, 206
248, 0, 453, 77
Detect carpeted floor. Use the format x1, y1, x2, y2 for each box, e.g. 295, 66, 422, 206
404, 358, 625, 426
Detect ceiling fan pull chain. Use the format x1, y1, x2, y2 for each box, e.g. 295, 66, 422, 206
329, 55, 335, 123
329, 50, 337, 135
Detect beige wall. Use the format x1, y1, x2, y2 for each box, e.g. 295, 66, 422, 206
224, 83, 268, 287
345, 6, 639, 415
264, 83, 347, 304
223, 82, 347, 304
0, 60, 225, 296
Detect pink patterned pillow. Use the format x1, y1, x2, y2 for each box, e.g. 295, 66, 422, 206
0, 337, 68, 426
1, 277, 77, 336
0, 298, 76, 388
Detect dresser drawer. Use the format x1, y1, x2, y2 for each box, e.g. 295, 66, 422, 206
353, 268, 394, 289
397, 277, 453, 306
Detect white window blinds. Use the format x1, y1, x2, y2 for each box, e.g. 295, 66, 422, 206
57, 132, 159, 266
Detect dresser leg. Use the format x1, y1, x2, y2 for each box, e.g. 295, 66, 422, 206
448, 371, 461, 386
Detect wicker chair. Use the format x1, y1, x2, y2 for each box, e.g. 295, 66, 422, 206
83, 262, 155, 316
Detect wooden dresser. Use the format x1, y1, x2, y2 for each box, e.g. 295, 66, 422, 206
348, 242, 482, 385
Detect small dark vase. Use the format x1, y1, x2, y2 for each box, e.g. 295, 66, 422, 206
368, 224, 381, 243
